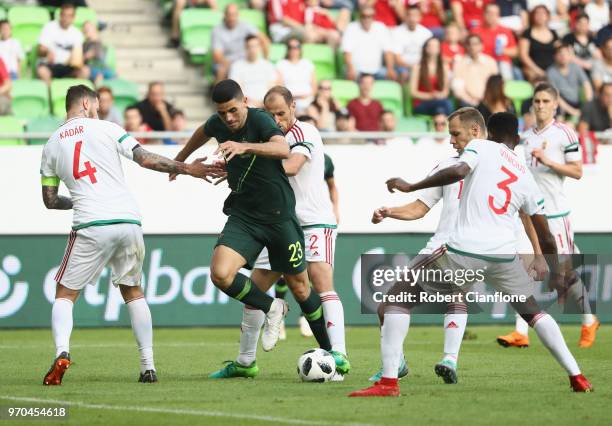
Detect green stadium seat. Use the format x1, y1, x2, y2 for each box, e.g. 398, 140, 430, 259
504, 80, 533, 114
403, 84, 413, 116
239, 9, 266, 34
217, 0, 249, 9
50, 79, 94, 117
395, 116, 429, 132
302, 44, 336, 80
0, 8, 6, 20
268, 43, 287, 63
106, 44, 116, 72
8, 6, 50, 51
26, 115, 63, 145
372, 80, 403, 117
0, 116, 25, 146
331, 79, 358, 108
10, 79, 50, 119
104, 79, 140, 112
54, 6, 97, 29
180, 9, 222, 63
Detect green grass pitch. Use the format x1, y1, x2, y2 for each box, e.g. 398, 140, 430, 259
0, 325, 609, 426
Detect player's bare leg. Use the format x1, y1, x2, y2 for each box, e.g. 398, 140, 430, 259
44, 283, 78, 385
120, 285, 156, 383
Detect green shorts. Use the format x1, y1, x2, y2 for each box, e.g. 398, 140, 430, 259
216, 214, 306, 275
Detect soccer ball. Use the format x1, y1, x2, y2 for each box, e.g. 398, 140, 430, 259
297, 348, 336, 382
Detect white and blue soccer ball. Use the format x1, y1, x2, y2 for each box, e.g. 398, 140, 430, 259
297, 348, 336, 382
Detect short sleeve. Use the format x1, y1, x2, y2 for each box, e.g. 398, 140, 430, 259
459, 140, 480, 171
255, 110, 284, 142
15, 40, 25, 60
38, 22, 53, 47
40, 143, 59, 186
341, 25, 355, 53
324, 154, 334, 179
211, 26, 223, 51
417, 185, 443, 209
106, 122, 139, 159
561, 126, 581, 162
576, 65, 589, 85
522, 172, 545, 216
290, 143, 312, 159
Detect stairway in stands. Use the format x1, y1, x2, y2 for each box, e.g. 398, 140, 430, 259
89, 0, 211, 130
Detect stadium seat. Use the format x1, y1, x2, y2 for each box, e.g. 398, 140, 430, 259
104, 79, 140, 112
54, 6, 97, 29
504, 80, 533, 114
217, 0, 249, 9
8, 6, 50, 51
239, 9, 266, 34
106, 45, 117, 72
395, 117, 429, 132
331, 79, 359, 108
0, 116, 25, 146
0, 8, 6, 20
50, 79, 94, 117
302, 44, 336, 81
268, 43, 287, 63
26, 116, 63, 145
180, 9, 222, 64
10, 79, 50, 119
372, 80, 403, 117
403, 84, 413, 116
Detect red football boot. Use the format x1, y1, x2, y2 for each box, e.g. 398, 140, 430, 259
348, 377, 400, 397
570, 374, 593, 392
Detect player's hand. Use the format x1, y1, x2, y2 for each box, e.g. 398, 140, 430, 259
186, 157, 227, 182
215, 141, 247, 162
372, 207, 389, 224
531, 148, 549, 166
386, 177, 411, 193
528, 255, 548, 281
547, 271, 567, 305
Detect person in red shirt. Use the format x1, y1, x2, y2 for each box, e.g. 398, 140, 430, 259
441, 22, 465, 68
364, 0, 405, 27
347, 73, 384, 131
451, 0, 491, 33
412, 0, 446, 38
471, 3, 518, 80
0, 58, 11, 115
268, 0, 340, 45
410, 37, 453, 116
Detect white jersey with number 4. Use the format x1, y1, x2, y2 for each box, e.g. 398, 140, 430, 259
285, 120, 336, 227
521, 120, 581, 218
40, 117, 142, 230
448, 139, 545, 258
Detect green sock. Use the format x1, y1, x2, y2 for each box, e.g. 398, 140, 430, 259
275, 278, 288, 300
299, 290, 331, 351
223, 273, 273, 313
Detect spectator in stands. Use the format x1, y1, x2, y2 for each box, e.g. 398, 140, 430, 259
277, 38, 316, 114
476, 74, 516, 123
0, 58, 11, 115
124, 105, 155, 144
392, 5, 433, 83
380, 109, 396, 131
347, 73, 384, 131
135, 81, 177, 131
367, 0, 404, 28
36, 3, 85, 85
307, 79, 340, 131
452, 34, 499, 107
341, 5, 396, 81
585, 0, 609, 34
333, 108, 356, 144
563, 13, 600, 76
451, 0, 490, 33
164, 110, 189, 145
592, 38, 612, 92
317, 1, 353, 32
596, 8, 612, 48
410, 37, 453, 116
0, 20, 24, 80
82, 21, 114, 85
579, 82, 612, 132
547, 43, 592, 119
97, 87, 123, 126
441, 22, 465, 68
267, 0, 341, 45
303, 0, 343, 45
211, 4, 270, 82
526, 0, 568, 34
229, 35, 279, 107
169, 0, 217, 48
497, 0, 528, 33
519, 5, 559, 82
416, 0, 446, 38
472, 3, 518, 80
416, 113, 454, 155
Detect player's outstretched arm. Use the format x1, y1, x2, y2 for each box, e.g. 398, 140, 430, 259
386, 163, 471, 193
372, 200, 430, 223
133, 147, 223, 182
215, 135, 289, 161
42, 185, 73, 210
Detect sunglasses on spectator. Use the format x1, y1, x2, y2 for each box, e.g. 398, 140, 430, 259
361, 14, 374, 19
288, 44, 301, 49
319, 86, 331, 90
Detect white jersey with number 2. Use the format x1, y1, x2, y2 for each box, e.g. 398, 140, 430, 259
40, 117, 142, 230
447, 139, 545, 257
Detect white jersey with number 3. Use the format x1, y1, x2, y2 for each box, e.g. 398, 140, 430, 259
448, 139, 545, 257
40, 117, 142, 229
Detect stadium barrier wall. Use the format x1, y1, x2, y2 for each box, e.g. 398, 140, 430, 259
1, 144, 611, 327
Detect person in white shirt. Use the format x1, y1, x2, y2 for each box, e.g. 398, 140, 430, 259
350, 108, 593, 397
584, 0, 609, 33
0, 20, 25, 79
36, 3, 86, 85
341, 5, 396, 81
40, 84, 218, 386
229, 34, 279, 107
276, 38, 316, 114
392, 5, 433, 83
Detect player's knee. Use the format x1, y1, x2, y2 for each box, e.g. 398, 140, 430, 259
210, 266, 235, 289
289, 281, 310, 302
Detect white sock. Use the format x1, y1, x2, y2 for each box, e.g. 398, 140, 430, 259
582, 314, 596, 326
52, 298, 73, 357
320, 291, 346, 354
532, 313, 580, 376
515, 313, 529, 335
237, 306, 265, 366
127, 297, 155, 373
443, 309, 467, 364
381, 311, 410, 379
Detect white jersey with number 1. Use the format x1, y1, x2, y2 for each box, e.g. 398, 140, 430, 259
40, 117, 142, 230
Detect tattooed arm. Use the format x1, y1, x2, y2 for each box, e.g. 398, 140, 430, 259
42, 186, 73, 210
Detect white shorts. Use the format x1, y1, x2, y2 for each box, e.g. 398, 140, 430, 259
55, 223, 145, 291
548, 215, 579, 255
254, 227, 337, 270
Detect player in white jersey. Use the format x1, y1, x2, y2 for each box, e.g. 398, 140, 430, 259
40, 85, 217, 386
208, 86, 350, 380
497, 83, 599, 349
350, 110, 592, 397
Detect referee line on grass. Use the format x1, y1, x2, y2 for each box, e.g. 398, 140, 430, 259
0, 396, 375, 426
